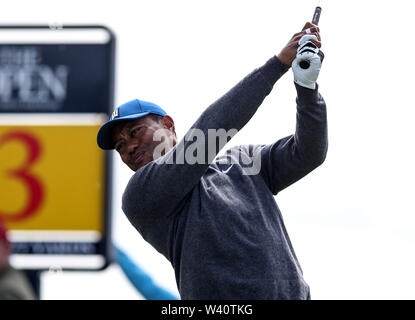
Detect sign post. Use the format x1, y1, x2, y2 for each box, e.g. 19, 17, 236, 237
0, 26, 116, 296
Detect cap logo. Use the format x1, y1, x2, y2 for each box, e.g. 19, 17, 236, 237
111, 108, 119, 120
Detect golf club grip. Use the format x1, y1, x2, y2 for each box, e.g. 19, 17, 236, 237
312, 6, 322, 25
300, 6, 322, 69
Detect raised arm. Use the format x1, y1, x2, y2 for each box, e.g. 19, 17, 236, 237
259, 83, 328, 195
259, 22, 328, 194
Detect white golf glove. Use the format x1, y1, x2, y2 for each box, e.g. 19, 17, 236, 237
292, 35, 323, 90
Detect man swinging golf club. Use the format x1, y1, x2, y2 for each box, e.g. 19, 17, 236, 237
97, 22, 328, 299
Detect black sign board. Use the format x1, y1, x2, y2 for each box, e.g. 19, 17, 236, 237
0, 25, 115, 114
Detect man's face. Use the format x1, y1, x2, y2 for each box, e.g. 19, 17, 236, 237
112, 115, 176, 171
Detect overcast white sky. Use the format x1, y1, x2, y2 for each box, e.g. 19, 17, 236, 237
3, 0, 415, 299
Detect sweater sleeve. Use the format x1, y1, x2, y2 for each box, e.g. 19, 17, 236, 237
259, 83, 328, 195
122, 56, 288, 225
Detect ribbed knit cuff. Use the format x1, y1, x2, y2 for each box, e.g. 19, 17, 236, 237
259, 55, 289, 87
295, 82, 320, 104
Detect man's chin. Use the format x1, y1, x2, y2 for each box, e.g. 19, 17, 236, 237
130, 163, 143, 172
130, 158, 152, 172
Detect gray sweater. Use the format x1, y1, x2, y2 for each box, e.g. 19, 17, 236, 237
122, 56, 328, 299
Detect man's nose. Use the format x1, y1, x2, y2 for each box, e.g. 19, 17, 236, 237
126, 141, 138, 156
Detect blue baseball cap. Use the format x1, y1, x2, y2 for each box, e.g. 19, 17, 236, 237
97, 99, 167, 150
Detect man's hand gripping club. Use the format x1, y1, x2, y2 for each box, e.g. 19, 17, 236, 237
278, 22, 324, 90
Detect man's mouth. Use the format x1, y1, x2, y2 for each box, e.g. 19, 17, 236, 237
133, 150, 146, 164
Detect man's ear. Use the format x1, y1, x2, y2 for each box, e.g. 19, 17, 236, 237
161, 115, 175, 133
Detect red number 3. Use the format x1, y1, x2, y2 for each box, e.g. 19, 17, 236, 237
0, 131, 43, 221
